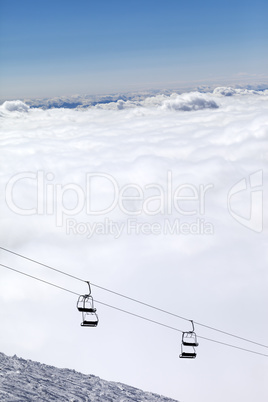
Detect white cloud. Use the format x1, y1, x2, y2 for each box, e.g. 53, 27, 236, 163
92, 91, 219, 111
213, 87, 237, 96
213, 86, 268, 96
0, 88, 267, 402
0, 100, 29, 113
161, 92, 219, 111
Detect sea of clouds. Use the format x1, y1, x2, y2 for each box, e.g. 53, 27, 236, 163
0, 88, 267, 402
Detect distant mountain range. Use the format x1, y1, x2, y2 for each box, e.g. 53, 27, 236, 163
1, 82, 267, 110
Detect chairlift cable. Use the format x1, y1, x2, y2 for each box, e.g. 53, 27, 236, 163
91, 282, 188, 321
94, 299, 183, 333
90, 283, 268, 350
0, 263, 79, 296
1, 246, 268, 350
0, 246, 84, 283
197, 335, 268, 357
95, 301, 268, 357
0, 262, 268, 358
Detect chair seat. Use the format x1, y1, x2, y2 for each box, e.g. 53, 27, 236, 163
182, 341, 199, 347
179, 352, 196, 359
81, 321, 98, 327
77, 307, 97, 313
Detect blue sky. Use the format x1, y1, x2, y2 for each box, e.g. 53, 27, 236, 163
0, 0, 268, 99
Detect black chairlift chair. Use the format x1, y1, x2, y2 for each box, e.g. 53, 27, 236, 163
179, 320, 198, 359
77, 281, 99, 327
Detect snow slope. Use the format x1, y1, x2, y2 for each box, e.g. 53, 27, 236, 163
0, 352, 178, 401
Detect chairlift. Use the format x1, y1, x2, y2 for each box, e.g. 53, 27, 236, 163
77, 282, 98, 327
179, 320, 198, 359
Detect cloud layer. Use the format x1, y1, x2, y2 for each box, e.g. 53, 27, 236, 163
0, 88, 267, 402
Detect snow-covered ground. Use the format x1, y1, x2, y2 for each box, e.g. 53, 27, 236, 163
0, 352, 178, 401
